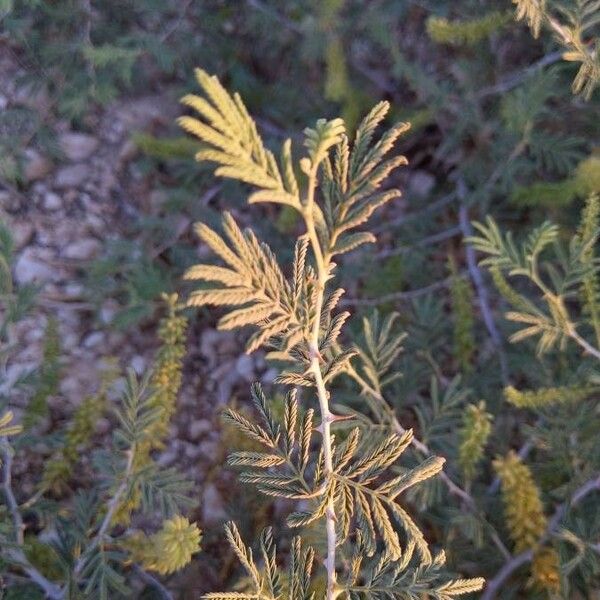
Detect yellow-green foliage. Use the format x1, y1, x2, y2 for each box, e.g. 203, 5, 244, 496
449, 258, 475, 372
510, 179, 578, 208
494, 452, 547, 552
576, 193, 600, 345
0, 411, 22, 438
574, 156, 600, 196
42, 363, 117, 494
458, 401, 492, 482
114, 294, 187, 524
147, 293, 187, 443
511, 155, 600, 208
364, 255, 404, 300
25, 317, 61, 427
23, 537, 63, 582
505, 384, 594, 408
426, 12, 510, 46
124, 516, 201, 575
324, 36, 349, 104
318, 0, 363, 127
179, 68, 484, 599
531, 547, 561, 594
133, 132, 199, 161
494, 451, 560, 592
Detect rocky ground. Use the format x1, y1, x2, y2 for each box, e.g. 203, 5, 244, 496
0, 48, 283, 564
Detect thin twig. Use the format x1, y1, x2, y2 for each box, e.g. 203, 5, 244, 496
457, 198, 509, 385
1, 439, 63, 599
568, 327, 600, 363
303, 162, 337, 600
72, 447, 136, 580
342, 367, 512, 560
245, 0, 302, 34
133, 565, 174, 600
482, 473, 600, 600
478, 51, 563, 98
342, 368, 475, 506
341, 274, 456, 307
376, 226, 461, 259
372, 192, 456, 235
160, 0, 193, 43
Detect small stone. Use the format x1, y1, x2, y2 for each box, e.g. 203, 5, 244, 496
83, 331, 105, 349
95, 418, 111, 435
158, 450, 178, 467
202, 483, 228, 526
23, 149, 52, 182
11, 222, 35, 250
43, 191, 62, 211
14, 248, 55, 284
188, 419, 212, 441
99, 300, 118, 325
198, 439, 219, 458
63, 238, 100, 260
55, 164, 90, 189
262, 367, 279, 384
63, 283, 84, 298
59, 132, 99, 161
409, 170, 436, 198
131, 355, 146, 374
235, 354, 254, 382
183, 442, 203, 460
60, 377, 81, 399
119, 139, 137, 162
14, 83, 50, 113
62, 332, 78, 349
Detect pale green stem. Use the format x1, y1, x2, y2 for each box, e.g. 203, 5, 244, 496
303, 165, 338, 600
72, 446, 136, 582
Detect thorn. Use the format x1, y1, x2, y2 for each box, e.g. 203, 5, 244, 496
308, 344, 324, 362
328, 413, 354, 424
326, 507, 338, 522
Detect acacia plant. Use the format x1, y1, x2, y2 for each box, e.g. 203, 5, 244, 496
180, 69, 485, 599
468, 194, 600, 597
0, 223, 201, 598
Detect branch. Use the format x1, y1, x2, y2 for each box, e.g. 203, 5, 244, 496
371, 192, 456, 235
458, 199, 509, 385
482, 473, 600, 600
302, 165, 337, 600
343, 367, 474, 507
376, 226, 462, 259
133, 564, 174, 600
567, 327, 600, 363
340, 274, 456, 307
343, 366, 513, 561
478, 51, 563, 97
72, 446, 136, 580
0, 439, 63, 599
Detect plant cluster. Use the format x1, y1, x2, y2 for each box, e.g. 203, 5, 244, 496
181, 68, 484, 600
0, 227, 201, 598
0, 0, 599, 598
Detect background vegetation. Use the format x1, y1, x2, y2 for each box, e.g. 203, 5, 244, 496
0, 0, 599, 598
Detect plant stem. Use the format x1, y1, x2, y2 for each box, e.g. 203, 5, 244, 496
72, 446, 136, 581
458, 200, 509, 385
0, 439, 63, 599
482, 472, 600, 600
568, 327, 600, 362
303, 167, 337, 600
